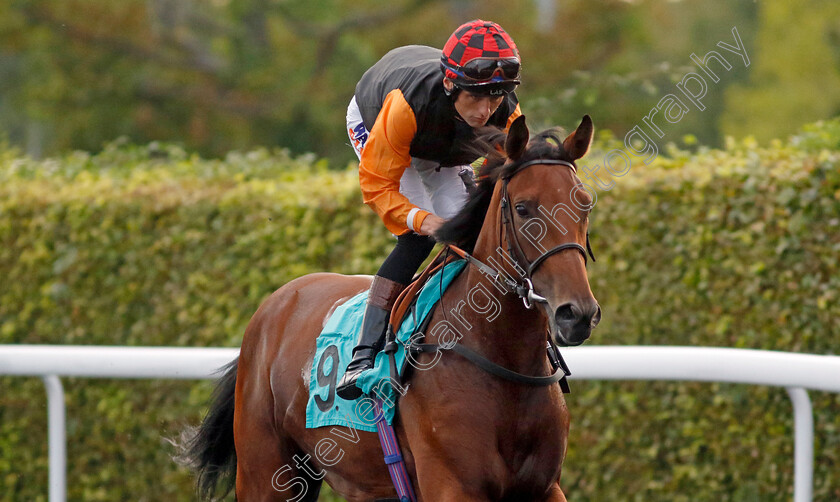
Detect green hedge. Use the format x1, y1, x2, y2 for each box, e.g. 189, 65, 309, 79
0, 143, 392, 501
572, 119, 840, 501
1, 118, 838, 501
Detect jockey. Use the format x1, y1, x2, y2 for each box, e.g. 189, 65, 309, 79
337, 20, 523, 399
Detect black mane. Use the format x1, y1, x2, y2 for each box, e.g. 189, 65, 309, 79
435, 127, 575, 252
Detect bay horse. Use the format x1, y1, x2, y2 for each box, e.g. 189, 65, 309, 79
182, 115, 600, 501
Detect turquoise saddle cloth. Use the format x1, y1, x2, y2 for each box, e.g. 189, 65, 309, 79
305, 260, 467, 432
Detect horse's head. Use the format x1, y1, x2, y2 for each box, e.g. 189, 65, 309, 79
438, 115, 601, 346
500, 115, 601, 346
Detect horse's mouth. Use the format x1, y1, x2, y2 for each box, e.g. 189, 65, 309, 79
550, 322, 591, 347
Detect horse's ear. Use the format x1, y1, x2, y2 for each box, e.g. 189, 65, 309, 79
563, 115, 594, 161
505, 115, 529, 161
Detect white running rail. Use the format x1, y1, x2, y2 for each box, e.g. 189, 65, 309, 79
1, 345, 839, 502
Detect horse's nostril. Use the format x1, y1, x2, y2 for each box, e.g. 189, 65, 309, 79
591, 305, 602, 327
555, 304, 578, 323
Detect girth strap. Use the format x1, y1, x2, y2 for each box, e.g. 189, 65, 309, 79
373, 399, 417, 502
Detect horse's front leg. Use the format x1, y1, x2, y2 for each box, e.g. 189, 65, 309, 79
544, 482, 568, 502
419, 481, 568, 502
418, 484, 485, 502
413, 466, 486, 502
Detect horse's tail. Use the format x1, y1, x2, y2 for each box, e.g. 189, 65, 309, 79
174, 357, 239, 501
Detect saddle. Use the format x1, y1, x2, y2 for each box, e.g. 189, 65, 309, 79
388, 246, 462, 335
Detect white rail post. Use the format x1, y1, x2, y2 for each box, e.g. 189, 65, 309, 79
41, 375, 67, 502
2, 345, 838, 501
786, 387, 813, 502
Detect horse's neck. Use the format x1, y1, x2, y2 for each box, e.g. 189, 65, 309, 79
442, 181, 549, 374
445, 264, 548, 373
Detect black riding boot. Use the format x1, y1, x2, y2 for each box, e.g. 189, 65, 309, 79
336, 275, 406, 400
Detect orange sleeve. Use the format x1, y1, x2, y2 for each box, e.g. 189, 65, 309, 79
505, 103, 522, 132
359, 89, 431, 235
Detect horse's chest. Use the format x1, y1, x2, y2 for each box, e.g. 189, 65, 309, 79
497, 423, 566, 488
435, 412, 566, 499
406, 374, 569, 498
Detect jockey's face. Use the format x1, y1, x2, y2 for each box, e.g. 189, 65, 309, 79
444, 78, 505, 128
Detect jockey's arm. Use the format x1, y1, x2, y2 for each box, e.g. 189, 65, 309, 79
359, 89, 432, 236
418, 213, 445, 236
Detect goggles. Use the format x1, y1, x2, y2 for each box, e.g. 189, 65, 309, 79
458, 58, 520, 80
454, 57, 521, 82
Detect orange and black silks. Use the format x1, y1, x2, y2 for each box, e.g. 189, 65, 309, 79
354, 45, 521, 235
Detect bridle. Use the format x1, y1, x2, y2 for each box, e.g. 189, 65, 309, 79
453, 158, 595, 309
500, 158, 596, 307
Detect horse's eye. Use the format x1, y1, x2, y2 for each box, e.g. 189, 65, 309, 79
515, 203, 529, 217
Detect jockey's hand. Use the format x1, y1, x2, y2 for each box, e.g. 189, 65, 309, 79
418, 214, 445, 237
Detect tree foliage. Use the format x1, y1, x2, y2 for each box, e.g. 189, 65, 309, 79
722, 0, 840, 143
3, 0, 837, 163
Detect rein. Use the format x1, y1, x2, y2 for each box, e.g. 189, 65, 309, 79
409, 341, 571, 391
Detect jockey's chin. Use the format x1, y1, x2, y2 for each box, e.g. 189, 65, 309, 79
464, 115, 491, 128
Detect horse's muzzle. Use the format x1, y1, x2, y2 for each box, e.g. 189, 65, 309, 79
551, 301, 601, 346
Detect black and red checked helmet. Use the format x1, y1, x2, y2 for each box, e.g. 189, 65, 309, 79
441, 20, 521, 95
